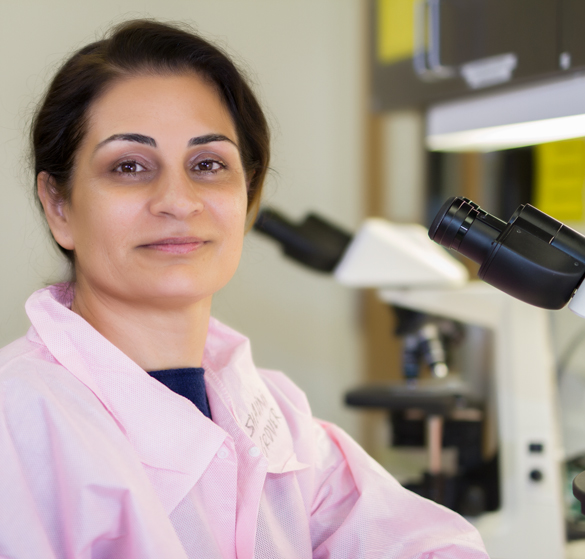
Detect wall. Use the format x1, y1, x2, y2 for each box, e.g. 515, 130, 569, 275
0, 0, 365, 438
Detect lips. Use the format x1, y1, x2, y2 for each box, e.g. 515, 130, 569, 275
140, 237, 206, 254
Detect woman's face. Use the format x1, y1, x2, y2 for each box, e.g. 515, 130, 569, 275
46, 73, 248, 309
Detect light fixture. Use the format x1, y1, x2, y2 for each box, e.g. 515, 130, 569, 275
426, 74, 585, 152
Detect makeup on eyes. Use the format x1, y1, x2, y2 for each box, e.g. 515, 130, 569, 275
114, 160, 147, 174
89, 132, 242, 183
107, 154, 154, 178
189, 151, 229, 172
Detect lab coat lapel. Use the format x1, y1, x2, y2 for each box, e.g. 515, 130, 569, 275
25, 284, 227, 514
203, 318, 308, 474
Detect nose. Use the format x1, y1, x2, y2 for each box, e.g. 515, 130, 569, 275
148, 169, 204, 220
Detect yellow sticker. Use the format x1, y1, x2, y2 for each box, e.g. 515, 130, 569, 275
534, 138, 585, 222
377, 0, 417, 64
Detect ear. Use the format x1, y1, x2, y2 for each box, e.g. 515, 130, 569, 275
37, 172, 75, 251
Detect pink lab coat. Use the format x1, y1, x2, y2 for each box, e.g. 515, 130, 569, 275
0, 284, 489, 558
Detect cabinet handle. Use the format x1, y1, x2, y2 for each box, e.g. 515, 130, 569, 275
413, 0, 456, 81
427, 0, 456, 78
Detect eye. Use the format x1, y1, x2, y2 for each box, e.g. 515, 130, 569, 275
114, 160, 146, 174
193, 158, 225, 174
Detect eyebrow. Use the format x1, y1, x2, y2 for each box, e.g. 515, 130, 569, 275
188, 134, 238, 148
94, 132, 238, 152
95, 133, 156, 151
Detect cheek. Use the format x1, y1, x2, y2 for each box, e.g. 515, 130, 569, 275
230, 197, 249, 247
214, 187, 249, 239
68, 187, 143, 252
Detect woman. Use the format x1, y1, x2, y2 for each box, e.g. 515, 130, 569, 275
0, 19, 488, 558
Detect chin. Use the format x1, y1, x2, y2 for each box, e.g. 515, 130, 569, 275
135, 274, 226, 305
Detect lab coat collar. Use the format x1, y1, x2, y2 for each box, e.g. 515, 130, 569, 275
25, 284, 227, 513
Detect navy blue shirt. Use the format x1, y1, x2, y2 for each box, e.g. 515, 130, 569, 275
147, 367, 212, 420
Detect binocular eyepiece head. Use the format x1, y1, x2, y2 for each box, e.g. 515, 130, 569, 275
428, 196, 585, 310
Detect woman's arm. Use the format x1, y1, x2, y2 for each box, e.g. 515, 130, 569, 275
260, 368, 489, 559
309, 420, 489, 559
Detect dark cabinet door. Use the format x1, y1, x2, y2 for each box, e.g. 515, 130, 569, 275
560, 0, 585, 70
372, 0, 559, 111
438, 0, 558, 76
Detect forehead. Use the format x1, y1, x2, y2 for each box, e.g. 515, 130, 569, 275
85, 73, 236, 143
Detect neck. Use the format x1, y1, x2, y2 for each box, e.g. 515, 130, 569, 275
70, 282, 212, 371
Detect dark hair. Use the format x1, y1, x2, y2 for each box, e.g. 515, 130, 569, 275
32, 19, 270, 267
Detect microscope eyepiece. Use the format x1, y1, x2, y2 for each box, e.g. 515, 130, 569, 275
429, 196, 585, 310
429, 197, 506, 266
253, 208, 352, 272
429, 197, 479, 246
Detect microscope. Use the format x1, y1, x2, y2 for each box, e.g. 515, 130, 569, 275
255, 204, 582, 559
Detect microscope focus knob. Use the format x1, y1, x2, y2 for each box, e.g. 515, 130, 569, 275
573, 471, 585, 514
529, 469, 543, 482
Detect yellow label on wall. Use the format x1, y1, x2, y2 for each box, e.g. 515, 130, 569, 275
534, 138, 585, 222
377, 0, 416, 64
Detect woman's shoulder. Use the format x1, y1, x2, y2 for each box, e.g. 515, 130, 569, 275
0, 329, 67, 386
0, 328, 113, 432
0, 331, 54, 387
0, 330, 137, 480
0, 332, 38, 366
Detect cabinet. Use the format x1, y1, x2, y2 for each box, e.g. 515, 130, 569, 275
372, 0, 563, 111
561, 0, 585, 70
